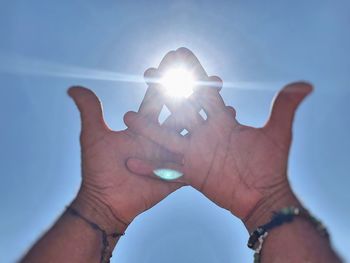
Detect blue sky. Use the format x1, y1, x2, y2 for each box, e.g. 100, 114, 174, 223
1, 0, 349, 262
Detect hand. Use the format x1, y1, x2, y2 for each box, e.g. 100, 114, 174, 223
68, 86, 183, 232
124, 52, 312, 231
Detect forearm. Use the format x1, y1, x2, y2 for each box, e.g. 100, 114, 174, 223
243, 187, 342, 263
21, 191, 127, 263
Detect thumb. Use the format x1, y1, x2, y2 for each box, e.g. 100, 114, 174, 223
126, 158, 186, 182
68, 86, 106, 133
266, 81, 313, 137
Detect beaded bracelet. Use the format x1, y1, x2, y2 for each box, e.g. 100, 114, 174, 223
247, 206, 329, 263
67, 206, 125, 263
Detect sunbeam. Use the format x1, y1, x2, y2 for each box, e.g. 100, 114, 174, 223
0, 53, 145, 84
0, 53, 285, 92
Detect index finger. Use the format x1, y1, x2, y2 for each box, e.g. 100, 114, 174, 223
138, 85, 165, 122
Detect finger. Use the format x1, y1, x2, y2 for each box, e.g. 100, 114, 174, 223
67, 86, 106, 132
223, 106, 240, 128
124, 111, 188, 154
138, 86, 164, 122
175, 48, 224, 94
161, 112, 183, 133
162, 100, 204, 132
206, 75, 223, 91
157, 50, 178, 74
266, 81, 313, 134
134, 135, 184, 164
176, 47, 208, 78
226, 106, 237, 119
141, 67, 170, 122
141, 51, 178, 120
161, 111, 202, 133
126, 158, 186, 205
126, 157, 154, 175
194, 88, 226, 117
144, 67, 158, 86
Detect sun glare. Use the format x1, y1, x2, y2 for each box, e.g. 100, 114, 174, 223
160, 68, 195, 98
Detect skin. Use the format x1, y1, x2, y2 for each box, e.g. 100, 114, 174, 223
124, 48, 307, 223
21, 48, 342, 263
125, 48, 342, 262
21, 86, 184, 263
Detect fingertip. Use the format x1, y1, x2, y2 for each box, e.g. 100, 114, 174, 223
267, 81, 314, 132
208, 75, 223, 90
67, 87, 74, 97
123, 111, 138, 126
163, 50, 177, 58
283, 81, 314, 97
226, 106, 236, 118
158, 50, 177, 72
67, 85, 84, 98
176, 47, 193, 55
67, 85, 96, 100
144, 68, 158, 84
67, 86, 101, 112
126, 158, 154, 176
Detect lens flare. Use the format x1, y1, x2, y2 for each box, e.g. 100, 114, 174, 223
160, 68, 195, 98
153, 168, 183, 181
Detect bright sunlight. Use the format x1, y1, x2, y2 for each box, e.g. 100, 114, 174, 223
160, 68, 195, 98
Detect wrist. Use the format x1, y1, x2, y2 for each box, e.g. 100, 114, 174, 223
71, 189, 128, 234
243, 184, 302, 233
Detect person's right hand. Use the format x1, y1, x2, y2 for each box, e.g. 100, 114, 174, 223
68, 86, 184, 233
124, 52, 312, 231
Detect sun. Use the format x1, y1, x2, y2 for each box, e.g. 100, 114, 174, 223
160, 68, 195, 98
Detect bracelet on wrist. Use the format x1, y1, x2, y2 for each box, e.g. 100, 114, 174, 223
247, 206, 329, 263
67, 206, 125, 263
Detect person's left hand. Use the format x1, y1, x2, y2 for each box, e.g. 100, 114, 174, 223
123, 49, 312, 230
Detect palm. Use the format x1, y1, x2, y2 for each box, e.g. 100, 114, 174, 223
70, 87, 182, 225
186, 114, 289, 218
185, 83, 311, 219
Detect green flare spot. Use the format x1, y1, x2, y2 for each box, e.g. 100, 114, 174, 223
153, 169, 183, 181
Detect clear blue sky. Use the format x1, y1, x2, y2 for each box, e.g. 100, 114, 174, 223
1, 1, 349, 262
